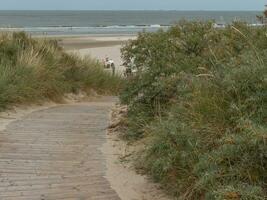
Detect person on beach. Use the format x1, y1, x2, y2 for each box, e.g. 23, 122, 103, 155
109, 59, 115, 75
124, 62, 132, 77
104, 57, 110, 68
104, 57, 115, 75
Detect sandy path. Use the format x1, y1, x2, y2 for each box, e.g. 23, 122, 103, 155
0, 35, 170, 199
0, 97, 120, 200
0, 98, 170, 200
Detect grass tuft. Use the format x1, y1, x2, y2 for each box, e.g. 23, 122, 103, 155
0, 32, 123, 110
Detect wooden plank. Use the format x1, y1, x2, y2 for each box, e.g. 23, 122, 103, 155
0, 102, 120, 200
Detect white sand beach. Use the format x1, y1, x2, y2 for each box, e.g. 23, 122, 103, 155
59, 35, 136, 74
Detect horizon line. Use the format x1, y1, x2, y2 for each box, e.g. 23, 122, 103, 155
0, 9, 262, 12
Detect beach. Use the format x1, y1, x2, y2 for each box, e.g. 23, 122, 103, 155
0, 6, 265, 199
57, 35, 136, 74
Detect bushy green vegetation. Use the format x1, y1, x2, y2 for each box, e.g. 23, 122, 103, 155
120, 21, 267, 199
0, 32, 122, 110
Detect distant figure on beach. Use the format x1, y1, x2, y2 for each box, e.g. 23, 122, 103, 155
124, 62, 132, 77
109, 59, 115, 75
104, 57, 115, 75
123, 59, 137, 77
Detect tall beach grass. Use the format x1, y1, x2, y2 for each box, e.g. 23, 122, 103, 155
0, 32, 122, 110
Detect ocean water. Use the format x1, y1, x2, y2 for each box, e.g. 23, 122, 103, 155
0, 10, 261, 35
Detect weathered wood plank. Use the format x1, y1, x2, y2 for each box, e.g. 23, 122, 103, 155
0, 100, 120, 200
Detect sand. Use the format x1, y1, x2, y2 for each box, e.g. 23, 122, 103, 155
59, 35, 135, 50
103, 104, 171, 200
103, 119, 171, 200
78, 45, 125, 73
60, 35, 136, 74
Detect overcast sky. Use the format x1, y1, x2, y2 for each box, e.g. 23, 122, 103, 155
0, 0, 265, 10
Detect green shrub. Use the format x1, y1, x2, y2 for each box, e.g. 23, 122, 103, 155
120, 21, 267, 199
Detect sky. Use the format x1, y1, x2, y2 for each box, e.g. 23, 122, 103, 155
0, 0, 265, 11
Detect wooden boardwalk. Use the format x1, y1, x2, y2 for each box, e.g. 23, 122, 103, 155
0, 100, 121, 200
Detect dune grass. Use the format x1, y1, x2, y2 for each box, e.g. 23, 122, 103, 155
0, 32, 123, 111
120, 21, 267, 199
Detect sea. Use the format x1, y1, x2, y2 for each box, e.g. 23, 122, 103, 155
0, 10, 262, 35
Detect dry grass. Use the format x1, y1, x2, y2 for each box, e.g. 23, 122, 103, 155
0, 32, 123, 110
